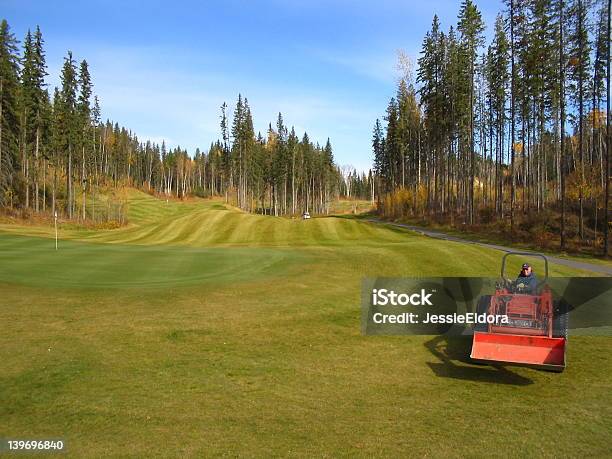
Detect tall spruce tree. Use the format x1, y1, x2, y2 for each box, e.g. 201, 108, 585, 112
0, 19, 20, 207
77, 59, 92, 219
457, 0, 485, 224
568, 0, 591, 238
59, 51, 78, 217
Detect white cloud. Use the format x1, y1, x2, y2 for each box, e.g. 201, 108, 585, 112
307, 47, 399, 84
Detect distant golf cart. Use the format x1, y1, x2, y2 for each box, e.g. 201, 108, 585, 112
302, 211, 311, 220
470, 252, 568, 372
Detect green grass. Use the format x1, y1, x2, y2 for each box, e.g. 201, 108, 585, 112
373, 213, 612, 266
0, 190, 610, 457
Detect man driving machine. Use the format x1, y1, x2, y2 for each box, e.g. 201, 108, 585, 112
515, 262, 538, 294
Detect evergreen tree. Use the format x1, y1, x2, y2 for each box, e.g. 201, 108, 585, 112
77, 59, 92, 219
457, 0, 485, 223
567, 0, 591, 238
0, 19, 20, 207
486, 14, 509, 216
59, 51, 78, 217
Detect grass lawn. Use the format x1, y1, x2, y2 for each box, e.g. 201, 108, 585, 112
1, 190, 610, 457
372, 213, 612, 266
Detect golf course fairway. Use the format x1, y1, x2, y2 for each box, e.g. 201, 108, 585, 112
1, 190, 610, 457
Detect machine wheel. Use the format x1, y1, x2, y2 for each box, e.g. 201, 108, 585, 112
474, 295, 492, 333
553, 299, 569, 339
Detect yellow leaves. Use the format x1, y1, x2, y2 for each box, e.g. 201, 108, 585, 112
565, 163, 606, 200
266, 131, 278, 151
569, 135, 578, 149
378, 185, 427, 219
586, 109, 606, 129
513, 142, 523, 153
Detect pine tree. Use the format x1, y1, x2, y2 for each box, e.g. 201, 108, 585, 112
31, 26, 47, 212
458, 0, 485, 224
372, 118, 385, 200
219, 102, 230, 191
77, 59, 92, 219
0, 19, 20, 207
20, 29, 35, 208
384, 97, 399, 192
59, 51, 78, 217
567, 0, 591, 238
559, 0, 567, 249
591, 0, 608, 200
487, 14, 509, 216
604, 0, 610, 256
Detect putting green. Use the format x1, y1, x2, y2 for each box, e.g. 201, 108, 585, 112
0, 233, 301, 289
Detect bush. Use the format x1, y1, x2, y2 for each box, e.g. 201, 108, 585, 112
377, 186, 427, 220
478, 206, 496, 224
192, 187, 211, 198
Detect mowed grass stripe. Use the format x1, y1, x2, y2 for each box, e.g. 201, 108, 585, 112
0, 233, 301, 289
0, 189, 453, 248
0, 189, 599, 278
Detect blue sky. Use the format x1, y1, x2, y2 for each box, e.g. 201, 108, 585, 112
5, 0, 503, 171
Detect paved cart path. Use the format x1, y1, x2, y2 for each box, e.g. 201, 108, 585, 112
366, 219, 612, 276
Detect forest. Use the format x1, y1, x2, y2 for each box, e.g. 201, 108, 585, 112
373, 0, 610, 255
0, 19, 373, 221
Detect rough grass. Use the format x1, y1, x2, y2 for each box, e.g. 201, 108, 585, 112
0, 190, 610, 457
327, 198, 374, 215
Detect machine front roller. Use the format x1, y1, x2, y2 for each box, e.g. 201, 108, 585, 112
470, 332, 566, 372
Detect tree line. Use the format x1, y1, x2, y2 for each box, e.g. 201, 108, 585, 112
214, 96, 341, 215
373, 0, 610, 255
0, 19, 348, 221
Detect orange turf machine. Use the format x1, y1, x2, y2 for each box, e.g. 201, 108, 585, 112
470, 252, 567, 372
